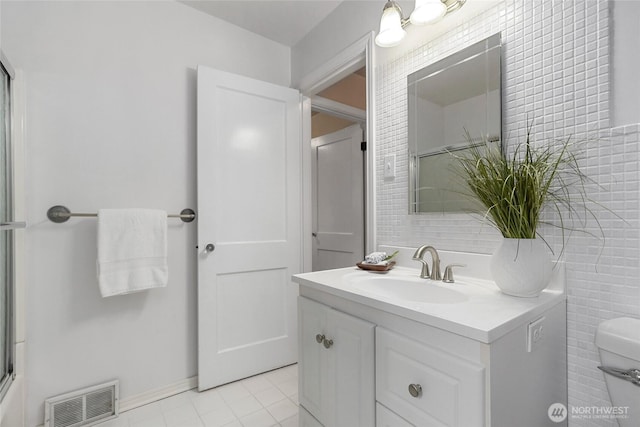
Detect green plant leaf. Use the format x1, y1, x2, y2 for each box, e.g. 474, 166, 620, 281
384, 250, 399, 261
451, 121, 611, 253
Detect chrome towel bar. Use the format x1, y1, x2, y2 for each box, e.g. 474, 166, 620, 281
47, 205, 196, 224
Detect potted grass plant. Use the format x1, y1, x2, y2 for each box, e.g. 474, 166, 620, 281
454, 123, 594, 297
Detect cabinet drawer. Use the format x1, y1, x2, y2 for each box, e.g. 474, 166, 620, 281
377, 403, 414, 427
376, 328, 485, 427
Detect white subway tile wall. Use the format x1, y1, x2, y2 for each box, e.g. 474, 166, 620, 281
375, 1, 639, 425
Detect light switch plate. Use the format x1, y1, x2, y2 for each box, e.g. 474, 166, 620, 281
384, 154, 396, 179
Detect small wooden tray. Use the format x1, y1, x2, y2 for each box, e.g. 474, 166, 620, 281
356, 261, 396, 272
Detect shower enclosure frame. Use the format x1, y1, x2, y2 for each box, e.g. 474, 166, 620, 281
0, 51, 17, 403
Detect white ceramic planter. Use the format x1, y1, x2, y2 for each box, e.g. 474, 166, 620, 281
490, 238, 552, 297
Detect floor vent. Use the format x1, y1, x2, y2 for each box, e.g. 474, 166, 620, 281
44, 380, 119, 427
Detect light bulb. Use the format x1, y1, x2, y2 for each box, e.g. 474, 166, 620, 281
375, 1, 406, 47
410, 0, 446, 25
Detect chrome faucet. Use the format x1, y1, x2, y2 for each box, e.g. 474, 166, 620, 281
412, 245, 442, 280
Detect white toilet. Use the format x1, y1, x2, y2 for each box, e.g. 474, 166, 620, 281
595, 317, 640, 427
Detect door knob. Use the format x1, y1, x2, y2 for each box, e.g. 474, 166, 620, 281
408, 383, 422, 398
205, 243, 215, 253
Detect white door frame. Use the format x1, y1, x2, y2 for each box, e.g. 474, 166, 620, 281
310, 96, 366, 124
298, 31, 376, 273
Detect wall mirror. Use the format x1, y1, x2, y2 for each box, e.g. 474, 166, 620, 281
408, 33, 502, 213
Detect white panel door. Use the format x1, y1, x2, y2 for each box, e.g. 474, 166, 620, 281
197, 66, 301, 390
312, 124, 364, 271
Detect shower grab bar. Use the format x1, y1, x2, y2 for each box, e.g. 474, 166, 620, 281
46, 205, 196, 224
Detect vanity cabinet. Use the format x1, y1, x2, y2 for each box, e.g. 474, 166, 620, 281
298, 297, 375, 427
296, 274, 567, 427
300, 295, 484, 427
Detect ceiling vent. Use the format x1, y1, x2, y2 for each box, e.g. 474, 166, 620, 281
44, 380, 119, 427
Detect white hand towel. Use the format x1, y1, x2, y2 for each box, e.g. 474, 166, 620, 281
364, 251, 387, 264
97, 209, 168, 297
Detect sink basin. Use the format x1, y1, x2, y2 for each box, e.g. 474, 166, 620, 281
347, 275, 468, 304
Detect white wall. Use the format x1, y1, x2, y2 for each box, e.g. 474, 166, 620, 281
442, 90, 500, 145
414, 90, 500, 154
0, 1, 290, 426
415, 97, 444, 153
291, 0, 382, 87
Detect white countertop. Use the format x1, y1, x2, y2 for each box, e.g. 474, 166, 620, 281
293, 265, 565, 343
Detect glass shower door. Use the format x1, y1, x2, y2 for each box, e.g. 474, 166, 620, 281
0, 55, 15, 401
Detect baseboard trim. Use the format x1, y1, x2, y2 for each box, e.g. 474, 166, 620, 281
119, 376, 198, 412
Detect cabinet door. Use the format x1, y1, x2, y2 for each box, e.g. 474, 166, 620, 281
298, 297, 375, 427
298, 297, 328, 422
326, 308, 375, 427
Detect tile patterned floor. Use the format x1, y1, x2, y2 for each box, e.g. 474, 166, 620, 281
98, 364, 299, 427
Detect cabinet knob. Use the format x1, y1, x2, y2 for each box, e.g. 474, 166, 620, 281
205, 243, 215, 253
408, 383, 422, 398
315, 334, 325, 344
323, 338, 334, 349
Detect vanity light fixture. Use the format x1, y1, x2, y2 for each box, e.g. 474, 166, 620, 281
374, 0, 466, 48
